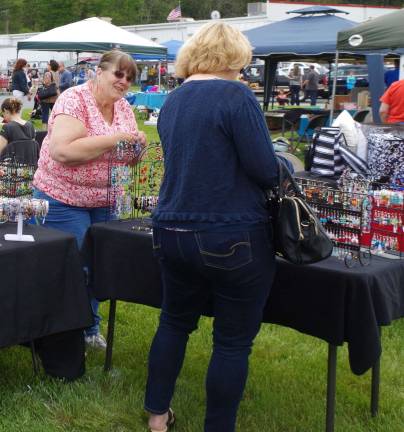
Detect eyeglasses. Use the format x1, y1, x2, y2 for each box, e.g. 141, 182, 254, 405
113, 70, 133, 83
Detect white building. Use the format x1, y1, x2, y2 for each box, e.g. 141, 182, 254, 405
0, 1, 400, 69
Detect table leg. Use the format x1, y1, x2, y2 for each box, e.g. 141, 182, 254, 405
29, 341, 40, 375
371, 327, 381, 417
326, 344, 338, 432
104, 299, 117, 372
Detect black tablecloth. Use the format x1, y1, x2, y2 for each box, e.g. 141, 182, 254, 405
83, 219, 404, 375
0, 223, 93, 348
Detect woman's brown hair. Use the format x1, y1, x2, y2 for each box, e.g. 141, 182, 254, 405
13, 58, 27, 73
98, 50, 138, 81
1, 97, 23, 114
49, 59, 59, 72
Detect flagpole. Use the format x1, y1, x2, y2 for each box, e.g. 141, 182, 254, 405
176, 1, 181, 41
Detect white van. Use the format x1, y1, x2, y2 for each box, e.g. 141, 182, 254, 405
278, 62, 328, 78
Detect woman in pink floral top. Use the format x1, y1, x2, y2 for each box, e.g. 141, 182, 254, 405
33, 50, 146, 350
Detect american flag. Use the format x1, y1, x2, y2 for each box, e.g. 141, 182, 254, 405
167, 5, 182, 21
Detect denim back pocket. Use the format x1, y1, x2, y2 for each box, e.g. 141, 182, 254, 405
195, 231, 252, 271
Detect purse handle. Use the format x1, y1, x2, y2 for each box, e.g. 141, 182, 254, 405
277, 156, 304, 199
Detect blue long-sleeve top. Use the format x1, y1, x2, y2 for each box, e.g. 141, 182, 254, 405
153, 79, 279, 225
59, 69, 73, 92
12, 70, 29, 94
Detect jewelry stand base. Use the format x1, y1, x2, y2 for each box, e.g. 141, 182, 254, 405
4, 233, 35, 242
4, 211, 35, 242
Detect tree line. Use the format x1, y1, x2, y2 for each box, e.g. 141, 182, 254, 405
0, 0, 402, 34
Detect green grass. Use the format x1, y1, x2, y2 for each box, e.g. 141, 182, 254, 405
1, 304, 403, 431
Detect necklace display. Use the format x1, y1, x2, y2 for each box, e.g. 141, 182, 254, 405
107, 142, 163, 222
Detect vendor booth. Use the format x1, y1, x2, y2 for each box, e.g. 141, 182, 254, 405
334, 8, 404, 123
79, 139, 404, 432
243, 6, 358, 111
244, 6, 389, 124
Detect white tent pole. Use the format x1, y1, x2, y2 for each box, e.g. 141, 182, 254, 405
158, 61, 161, 89
329, 49, 339, 124
400, 55, 404, 80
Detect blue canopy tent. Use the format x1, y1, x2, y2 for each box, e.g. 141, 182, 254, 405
243, 6, 385, 119
163, 40, 183, 61
133, 39, 183, 61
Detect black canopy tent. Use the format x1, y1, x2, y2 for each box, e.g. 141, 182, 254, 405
335, 8, 404, 123
244, 6, 357, 110
337, 8, 404, 53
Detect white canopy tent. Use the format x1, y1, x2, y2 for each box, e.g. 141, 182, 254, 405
17, 17, 167, 57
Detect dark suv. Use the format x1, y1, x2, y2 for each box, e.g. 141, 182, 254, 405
329, 65, 369, 95
243, 64, 329, 98
243, 64, 265, 86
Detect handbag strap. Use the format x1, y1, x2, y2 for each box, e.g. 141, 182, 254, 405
277, 157, 305, 199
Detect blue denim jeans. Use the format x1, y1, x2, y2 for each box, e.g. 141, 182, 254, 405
290, 84, 301, 106
32, 189, 111, 336
145, 225, 275, 432
306, 89, 318, 106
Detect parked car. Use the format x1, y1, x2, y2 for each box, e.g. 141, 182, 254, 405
243, 63, 265, 86
243, 63, 329, 98
277, 66, 329, 98
329, 64, 369, 95
277, 62, 328, 80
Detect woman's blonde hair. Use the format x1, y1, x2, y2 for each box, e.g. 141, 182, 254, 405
175, 22, 252, 78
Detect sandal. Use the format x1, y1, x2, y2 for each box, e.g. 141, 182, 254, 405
149, 408, 175, 432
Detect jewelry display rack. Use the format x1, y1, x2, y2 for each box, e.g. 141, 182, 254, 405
0, 160, 35, 198
107, 141, 163, 229
295, 175, 371, 267
368, 188, 404, 258
0, 159, 47, 242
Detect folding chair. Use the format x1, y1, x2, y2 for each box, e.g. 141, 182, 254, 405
283, 108, 308, 142
353, 109, 369, 123
296, 114, 329, 144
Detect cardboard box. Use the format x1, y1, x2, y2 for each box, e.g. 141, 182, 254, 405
357, 91, 370, 110
333, 95, 351, 110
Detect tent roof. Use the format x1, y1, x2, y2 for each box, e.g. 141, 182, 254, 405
133, 39, 183, 62
17, 17, 167, 55
287, 6, 348, 15
337, 8, 404, 52
244, 12, 357, 58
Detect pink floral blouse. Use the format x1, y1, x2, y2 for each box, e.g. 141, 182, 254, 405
33, 82, 137, 207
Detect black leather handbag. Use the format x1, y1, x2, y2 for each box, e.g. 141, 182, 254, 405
37, 83, 57, 100
268, 159, 333, 265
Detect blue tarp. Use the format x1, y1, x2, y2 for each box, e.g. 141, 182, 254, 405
133, 39, 183, 61
244, 13, 357, 57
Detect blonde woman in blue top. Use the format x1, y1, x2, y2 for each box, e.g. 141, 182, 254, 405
144, 22, 279, 432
